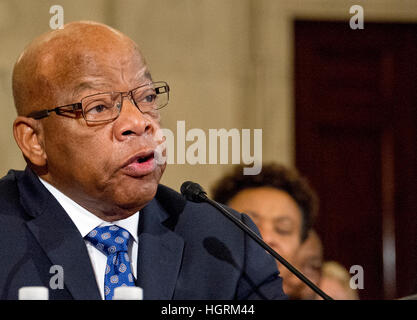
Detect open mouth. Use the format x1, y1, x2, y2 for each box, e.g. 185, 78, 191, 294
136, 152, 154, 164
122, 150, 157, 177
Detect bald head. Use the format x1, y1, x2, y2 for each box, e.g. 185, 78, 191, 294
12, 21, 147, 116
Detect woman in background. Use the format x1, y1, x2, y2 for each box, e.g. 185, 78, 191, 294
318, 261, 360, 300
211, 163, 318, 299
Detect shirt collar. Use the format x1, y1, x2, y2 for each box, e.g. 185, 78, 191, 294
38, 177, 139, 243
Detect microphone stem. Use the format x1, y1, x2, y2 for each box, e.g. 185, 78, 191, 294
204, 197, 333, 301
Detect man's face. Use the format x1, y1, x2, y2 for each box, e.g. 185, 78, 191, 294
37, 33, 165, 220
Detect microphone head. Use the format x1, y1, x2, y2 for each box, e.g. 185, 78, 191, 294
180, 181, 207, 202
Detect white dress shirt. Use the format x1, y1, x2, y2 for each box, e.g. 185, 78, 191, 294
38, 178, 139, 300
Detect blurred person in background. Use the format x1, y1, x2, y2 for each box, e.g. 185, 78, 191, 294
286, 229, 324, 300
318, 261, 359, 300
211, 163, 318, 298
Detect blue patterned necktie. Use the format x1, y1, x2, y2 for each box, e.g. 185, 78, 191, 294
85, 225, 135, 300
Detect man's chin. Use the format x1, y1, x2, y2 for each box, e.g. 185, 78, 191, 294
113, 178, 159, 210
96, 164, 165, 217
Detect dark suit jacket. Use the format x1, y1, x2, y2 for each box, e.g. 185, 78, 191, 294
0, 167, 286, 300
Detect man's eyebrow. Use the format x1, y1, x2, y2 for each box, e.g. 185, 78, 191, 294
72, 70, 153, 99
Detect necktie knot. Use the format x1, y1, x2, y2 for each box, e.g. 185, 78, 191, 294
85, 225, 130, 256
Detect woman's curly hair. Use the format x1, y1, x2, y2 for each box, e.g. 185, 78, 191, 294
211, 163, 318, 242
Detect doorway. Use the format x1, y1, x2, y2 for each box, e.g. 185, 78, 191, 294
295, 21, 417, 299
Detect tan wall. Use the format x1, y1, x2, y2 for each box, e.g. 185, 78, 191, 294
0, 0, 109, 178
1, 0, 416, 195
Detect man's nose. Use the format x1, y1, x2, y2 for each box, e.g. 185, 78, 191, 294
113, 96, 154, 140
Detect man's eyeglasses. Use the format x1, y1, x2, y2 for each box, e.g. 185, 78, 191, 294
26, 81, 170, 124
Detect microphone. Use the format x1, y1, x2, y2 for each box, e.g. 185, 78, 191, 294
181, 181, 333, 300
180, 181, 208, 202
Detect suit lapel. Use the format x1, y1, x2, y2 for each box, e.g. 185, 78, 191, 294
18, 168, 101, 300
18, 168, 187, 300
136, 186, 186, 300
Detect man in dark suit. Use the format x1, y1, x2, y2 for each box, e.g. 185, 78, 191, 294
0, 21, 286, 300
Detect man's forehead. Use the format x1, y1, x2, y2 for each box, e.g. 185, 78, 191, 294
71, 67, 152, 98
44, 34, 149, 100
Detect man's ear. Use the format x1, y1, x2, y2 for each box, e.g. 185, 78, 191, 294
13, 116, 47, 167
